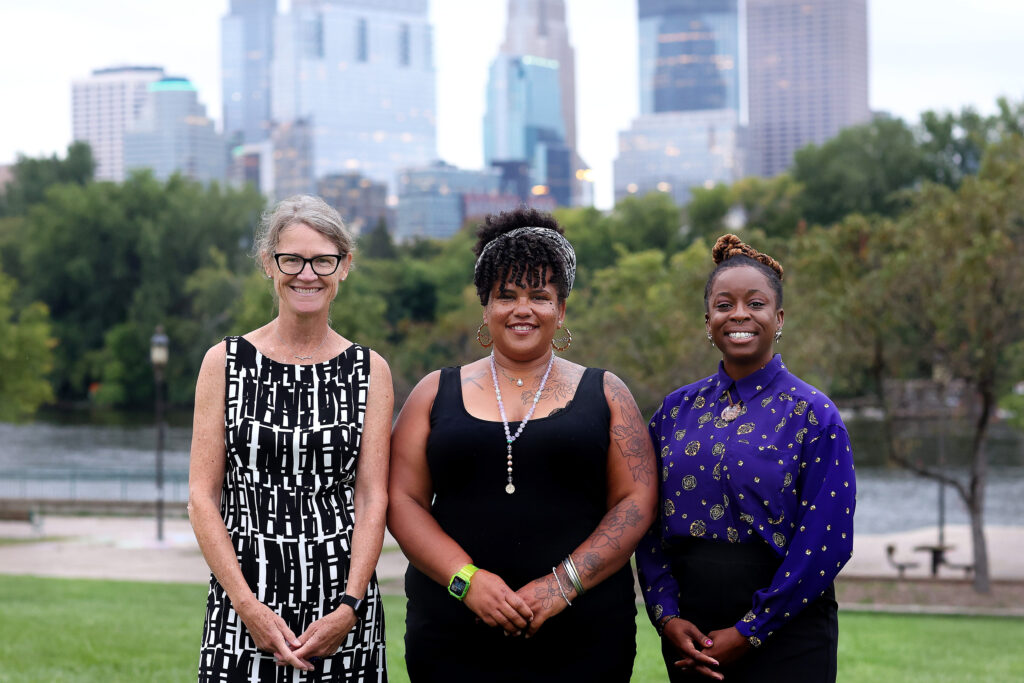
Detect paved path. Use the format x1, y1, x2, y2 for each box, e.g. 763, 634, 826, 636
2, 515, 1022, 585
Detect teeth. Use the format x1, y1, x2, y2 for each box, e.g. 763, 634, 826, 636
728, 332, 755, 339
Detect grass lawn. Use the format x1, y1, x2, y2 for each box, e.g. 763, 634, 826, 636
1, 575, 1021, 682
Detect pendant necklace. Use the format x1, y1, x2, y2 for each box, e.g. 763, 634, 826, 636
489, 351, 555, 494
275, 324, 331, 361
497, 366, 525, 387
722, 388, 743, 422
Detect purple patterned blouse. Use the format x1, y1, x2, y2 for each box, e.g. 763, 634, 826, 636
635, 355, 856, 646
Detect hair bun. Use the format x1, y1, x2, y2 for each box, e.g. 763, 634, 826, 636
711, 234, 784, 281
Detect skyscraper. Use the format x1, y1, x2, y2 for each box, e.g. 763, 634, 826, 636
271, 0, 437, 197
500, 0, 578, 157
485, 0, 580, 206
746, 0, 869, 177
614, 0, 742, 206
222, 0, 278, 146
123, 77, 226, 184
71, 66, 166, 181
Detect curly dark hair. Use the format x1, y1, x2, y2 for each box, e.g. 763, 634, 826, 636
703, 234, 784, 311
472, 207, 571, 305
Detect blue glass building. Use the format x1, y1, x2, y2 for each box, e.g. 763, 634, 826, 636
484, 54, 571, 206
615, 0, 743, 206
638, 0, 740, 115
272, 0, 437, 198
221, 0, 278, 146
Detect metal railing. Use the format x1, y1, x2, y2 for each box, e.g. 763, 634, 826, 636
0, 468, 189, 503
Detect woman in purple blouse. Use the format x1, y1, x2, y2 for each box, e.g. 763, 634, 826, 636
635, 235, 856, 682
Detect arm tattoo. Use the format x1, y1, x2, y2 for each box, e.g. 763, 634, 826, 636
607, 374, 654, 485
577, 551, 602, 580
534, 573, 560, 610
590, 499, 643, 551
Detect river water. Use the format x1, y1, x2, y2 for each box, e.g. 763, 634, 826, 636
0, 417, 1021, 535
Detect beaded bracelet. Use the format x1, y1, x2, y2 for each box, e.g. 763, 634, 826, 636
551, 566, 572, 606
655, 614, 680, 637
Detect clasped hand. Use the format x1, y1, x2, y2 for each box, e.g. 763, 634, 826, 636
236, 597, 356, 672
464, 570, 574, 639
664, 619, 752, 680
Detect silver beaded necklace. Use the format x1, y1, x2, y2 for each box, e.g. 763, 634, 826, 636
488, 351, 555, 494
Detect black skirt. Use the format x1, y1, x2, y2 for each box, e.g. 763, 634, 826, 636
659, 539, 838, 683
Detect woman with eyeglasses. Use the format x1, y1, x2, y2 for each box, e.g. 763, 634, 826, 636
388, 208, 658, 682
189, 195, 392, 681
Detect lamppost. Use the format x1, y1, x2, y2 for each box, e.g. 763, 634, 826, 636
150, 326, 169, 543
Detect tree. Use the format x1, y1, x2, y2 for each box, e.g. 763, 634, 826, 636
792, 117, 927, 226
360, 217, 397, 260
0, 269, 54, 421
0, 141, 94, 217
684, 183, 731, 244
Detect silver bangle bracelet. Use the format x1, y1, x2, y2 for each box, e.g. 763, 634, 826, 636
552, 566, 572, 606
562, 556, 585, 596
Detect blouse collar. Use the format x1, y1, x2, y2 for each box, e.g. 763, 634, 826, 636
711, 354, 787, 404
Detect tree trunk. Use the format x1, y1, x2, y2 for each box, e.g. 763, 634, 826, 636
967, 384, 993, 594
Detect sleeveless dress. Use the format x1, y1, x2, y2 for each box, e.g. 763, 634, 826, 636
198, 336, 387, 683
403, 366, 637, 683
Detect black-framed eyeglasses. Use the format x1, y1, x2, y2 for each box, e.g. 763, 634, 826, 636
273, 253, 344, 276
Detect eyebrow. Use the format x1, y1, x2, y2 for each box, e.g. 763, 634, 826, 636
714, 288, 768, 297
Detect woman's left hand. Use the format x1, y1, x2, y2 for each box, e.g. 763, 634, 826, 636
696, 627, 751, 668
284, 610, 357, 666
515, 573, 570, 637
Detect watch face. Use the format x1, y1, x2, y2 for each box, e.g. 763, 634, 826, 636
450, 577, 468, 596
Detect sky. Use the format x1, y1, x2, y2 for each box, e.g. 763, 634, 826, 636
1, 0, 1022, 209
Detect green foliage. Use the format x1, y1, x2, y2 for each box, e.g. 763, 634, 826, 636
792, 117, 927, 226
0, 269, 54, 421
359, 217, 398, 260
685, 183, 732, 244
0, 141, 94, 217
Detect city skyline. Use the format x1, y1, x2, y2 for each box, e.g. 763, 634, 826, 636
2, 0, 1023, 209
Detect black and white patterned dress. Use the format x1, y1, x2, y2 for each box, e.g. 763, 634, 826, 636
198, 336, 387, 682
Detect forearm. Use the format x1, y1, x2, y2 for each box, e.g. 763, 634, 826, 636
387, 495, 473, 587
188, 492, 255, 609
343, 489, 388, 599
564, 494, 651, 597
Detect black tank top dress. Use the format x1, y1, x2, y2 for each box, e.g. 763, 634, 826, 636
403, 366, 637, 683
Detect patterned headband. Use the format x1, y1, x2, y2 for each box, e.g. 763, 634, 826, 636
474, 226, 577, 293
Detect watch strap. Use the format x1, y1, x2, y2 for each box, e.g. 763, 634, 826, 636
447, 563, 478, 600
339, 593, 365, 617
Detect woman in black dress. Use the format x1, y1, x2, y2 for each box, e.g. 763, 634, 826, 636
189, 195, 392, 681
388, 208, 658, 682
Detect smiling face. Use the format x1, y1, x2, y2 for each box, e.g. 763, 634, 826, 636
705, 265, 784, 379
264, 222, 351, 317
483, 268, 566, 363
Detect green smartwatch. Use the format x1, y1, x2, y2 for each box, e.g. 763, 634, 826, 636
447, 564, 478, 600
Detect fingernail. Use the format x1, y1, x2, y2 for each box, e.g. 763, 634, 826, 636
705, 639, 713, 646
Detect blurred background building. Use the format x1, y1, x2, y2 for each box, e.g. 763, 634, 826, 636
72, 66, 167, 181
272, 0, 437, 201
221, 0, 277, 148
614, 0, 743, 206
123, 77, 226, 184
746, 0, 870, 177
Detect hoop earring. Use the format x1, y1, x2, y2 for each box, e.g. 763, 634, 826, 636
476, 322, 493, 348
774, 328, 783, 343
551, 326, 573, 352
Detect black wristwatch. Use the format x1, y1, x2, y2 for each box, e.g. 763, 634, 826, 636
339, 593, 366, 618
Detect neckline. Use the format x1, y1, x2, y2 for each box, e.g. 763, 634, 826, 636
455, 365, 591, 425
236, 335, 356, 367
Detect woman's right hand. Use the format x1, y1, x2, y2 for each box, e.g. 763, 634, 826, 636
234, 597, 312, 672
662, 617, 723, 680
462, 569, 534, 635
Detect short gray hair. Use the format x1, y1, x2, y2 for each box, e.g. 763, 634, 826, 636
253, 195, 354, 265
